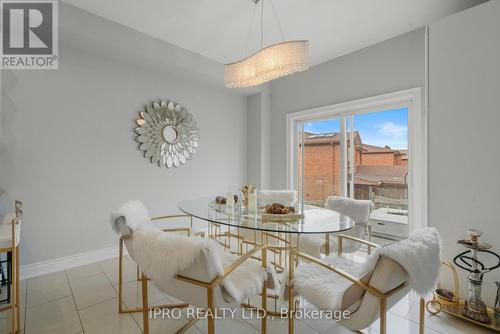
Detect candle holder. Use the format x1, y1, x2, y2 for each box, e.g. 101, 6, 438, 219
240, 185, 256, 207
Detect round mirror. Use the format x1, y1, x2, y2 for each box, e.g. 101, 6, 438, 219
162, 125, 179, 143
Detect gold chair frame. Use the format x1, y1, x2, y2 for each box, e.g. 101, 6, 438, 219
118, 214, 204, 314
123, 226, 268, 334
0, 200, 22, 334
287, 234, 425, 334
323, 225, 373, 255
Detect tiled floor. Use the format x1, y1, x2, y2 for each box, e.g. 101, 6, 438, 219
1, 255, 496, 334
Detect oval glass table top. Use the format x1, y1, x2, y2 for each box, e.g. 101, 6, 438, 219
178, 197, 354, 234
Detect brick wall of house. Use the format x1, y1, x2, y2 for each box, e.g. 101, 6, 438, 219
303, 143, 342, 202
303, 138, 407, 205
394, 155, 407, 165
360, 152, 395, 166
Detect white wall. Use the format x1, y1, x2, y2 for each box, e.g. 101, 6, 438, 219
0, 4, 247, 266
269, 28, 425, 189
246, 94, 262, 187
428, 0, 500, 305
246, 88, 272, 189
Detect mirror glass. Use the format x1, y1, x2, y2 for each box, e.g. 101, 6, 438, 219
162, 125, 179, 143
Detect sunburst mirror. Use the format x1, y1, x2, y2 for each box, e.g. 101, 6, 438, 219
135, 100, 199, 168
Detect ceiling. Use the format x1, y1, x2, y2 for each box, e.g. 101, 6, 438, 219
63, 0, 486, 67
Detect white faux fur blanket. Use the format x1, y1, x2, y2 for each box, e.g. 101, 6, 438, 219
326, 196, 373, 224
362, 227, 441, 295
286, 227, 441, 311
127, 228, 268, 304
259, 190, 297, 207
285, 254, 369, 311
110, 200, 150, 234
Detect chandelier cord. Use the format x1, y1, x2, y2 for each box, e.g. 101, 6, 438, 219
269, 0, 286, 40
244, 2, 258, 53
247, 0, 285, 51
260, 0, 264, 49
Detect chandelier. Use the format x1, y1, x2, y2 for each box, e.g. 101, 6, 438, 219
224, 0, 309, 88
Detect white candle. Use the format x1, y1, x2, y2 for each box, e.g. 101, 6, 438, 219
226, 192, 234, 207
248, 193, 257, 214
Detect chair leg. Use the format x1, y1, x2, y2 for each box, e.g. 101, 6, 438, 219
16, 245, 20, 333
207, 287, 215, 334
118, 238, 124, 313
379, 297, 387, 334
11, 249, 17, 334
288, 253, 295, 334
141, 274, 149, 334
419, 297, 425, 334
261, 247, 267, 334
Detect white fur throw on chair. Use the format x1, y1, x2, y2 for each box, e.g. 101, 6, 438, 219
109, 201, 270, 305
326, 196, 373, 224
299, 197, 374, 258
288, 227, 441, 311
361, 227, 441, 295
259, 190, 297, 207
128, 228, 268, 304
110, 200, 151, 234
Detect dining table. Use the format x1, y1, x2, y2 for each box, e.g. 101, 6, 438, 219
179, 196, 355, 264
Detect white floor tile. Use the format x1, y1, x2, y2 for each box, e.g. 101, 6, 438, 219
79, 297, 142, 334
26, 271, 71, 308
196, 314, 259, 334
69, 272, 117, 310
245, 315, 321, 334
388, 294, 415, 319
99, 256, 139, 286
370, 311, 442, 334
66, 263, 103, 282
321, 321, 366, 334
119, 280, 167, 310
131, 300, 201, 334
24, 296, 82, 334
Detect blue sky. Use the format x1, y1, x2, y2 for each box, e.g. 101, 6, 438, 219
303, 107, 408, 149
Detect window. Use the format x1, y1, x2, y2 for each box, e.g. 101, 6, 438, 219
287, 89, 426, 240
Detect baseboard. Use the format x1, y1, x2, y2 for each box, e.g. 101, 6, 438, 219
20, 246, 125, 280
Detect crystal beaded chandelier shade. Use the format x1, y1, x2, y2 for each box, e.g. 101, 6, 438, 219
224, 0, 309, 88
225, 40, 308, 88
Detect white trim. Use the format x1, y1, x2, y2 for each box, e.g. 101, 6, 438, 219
20, 245, 122, 280
286, 87, 427, 232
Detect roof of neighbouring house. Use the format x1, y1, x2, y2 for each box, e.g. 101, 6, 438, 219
354, 165, 407, 185
304, 131, 363, 147
362, 144, 406, 156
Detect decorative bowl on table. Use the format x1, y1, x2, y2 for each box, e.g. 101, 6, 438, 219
260, 203, 304, 221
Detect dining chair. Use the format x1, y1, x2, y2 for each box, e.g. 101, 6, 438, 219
300, 196, 374, 258
286, 234, 429, 334
112, 208, 269, 334
114, 201, 204, 314
0, 200, 22, 334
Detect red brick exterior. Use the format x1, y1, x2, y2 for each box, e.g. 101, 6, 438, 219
303, 134, 407, 205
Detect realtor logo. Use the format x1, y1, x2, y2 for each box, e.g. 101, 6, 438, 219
1, 0, 58, 69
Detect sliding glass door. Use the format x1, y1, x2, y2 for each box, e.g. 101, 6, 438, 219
294, 106, 409, 239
